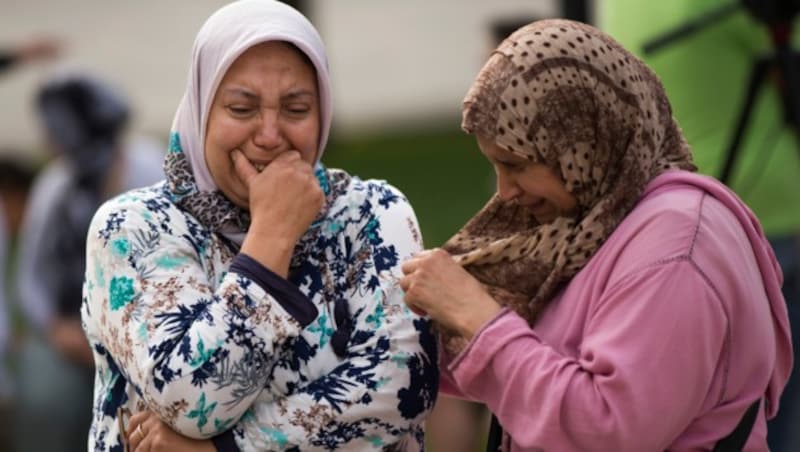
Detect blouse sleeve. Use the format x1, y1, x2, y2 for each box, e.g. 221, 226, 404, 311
228, 184, 439, 451
443, 259, 727, 451
82, 194, 312, 439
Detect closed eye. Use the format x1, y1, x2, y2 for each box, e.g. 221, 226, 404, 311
285, 105, 310, 114
226, 105, 256, 117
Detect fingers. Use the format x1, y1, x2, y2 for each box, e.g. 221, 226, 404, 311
272, 150, 316, 182
133, 433, 152, 452
272, 149, 303, 164
126, 411, 147, 442
399, 262, 427, 317
400, 259, 417, 275
399, 274, 428, 317
233, 149, 312, 187
401, 248, 449, 275
128, 423, 144, 451
400, 249, 458, 317
231, 150, 258, 187
127, 411, 156, 451
400, 249, 429, 274
405, 298, 428, 317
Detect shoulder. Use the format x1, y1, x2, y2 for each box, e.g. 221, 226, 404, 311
614, 172, 757, 264
89, 182, 185, 239
598, 172, 761, 290
326, 169, 418, 225
322, 168, 423, 251
607, 181, 705, 265
94, 182, 172, 216
331, 169, 413, 213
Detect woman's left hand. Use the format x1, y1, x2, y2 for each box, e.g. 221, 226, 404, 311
400, 249, 502, 339
126, 411, 216, 452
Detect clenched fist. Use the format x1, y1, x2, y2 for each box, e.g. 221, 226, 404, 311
234, 149, 324, 277
400, 248, 502, 339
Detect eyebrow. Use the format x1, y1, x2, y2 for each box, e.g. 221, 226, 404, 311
223, 88, 258, 100
222, 88, 316, 101
283, 89, 316, 102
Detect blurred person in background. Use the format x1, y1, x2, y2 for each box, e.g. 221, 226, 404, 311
400, 19, 792, 451
0, 36, 61, 74
0, 157, 36, 450
13, 73, 164, 452
81, 1, 436, 451
600, 2, 800, 449
1, 33, 60, 451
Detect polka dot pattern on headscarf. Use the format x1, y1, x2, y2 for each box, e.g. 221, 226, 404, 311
441, 19, 695, 353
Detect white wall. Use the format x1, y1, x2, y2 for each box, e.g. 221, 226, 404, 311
315, 0, 557, 133
0, 0, 557, 160
0, 0, 228, 160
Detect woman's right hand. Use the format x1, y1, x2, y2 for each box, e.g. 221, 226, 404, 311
126, 411, 216, 452
400, 249, 502, 339
234, 149, 324, 277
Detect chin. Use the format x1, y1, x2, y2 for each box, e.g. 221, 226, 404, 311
220, 186, 248, 210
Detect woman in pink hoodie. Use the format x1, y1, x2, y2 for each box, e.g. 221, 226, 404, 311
400, 19, 792, 451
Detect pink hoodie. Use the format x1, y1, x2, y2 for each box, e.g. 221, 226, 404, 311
441, 171, 793, 451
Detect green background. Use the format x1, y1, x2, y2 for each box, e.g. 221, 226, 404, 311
600, 0, 800, 236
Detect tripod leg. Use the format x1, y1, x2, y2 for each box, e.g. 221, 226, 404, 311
720, 58, 770, 185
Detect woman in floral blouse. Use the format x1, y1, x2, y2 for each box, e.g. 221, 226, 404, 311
80, 1, 438, 451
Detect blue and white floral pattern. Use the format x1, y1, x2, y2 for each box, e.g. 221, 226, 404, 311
82, 146, 437, 451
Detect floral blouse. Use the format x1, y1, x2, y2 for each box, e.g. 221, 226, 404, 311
81, 163, 438, 451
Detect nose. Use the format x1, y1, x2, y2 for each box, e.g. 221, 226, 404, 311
252, 111, 282, 150
496, 171, 521, 202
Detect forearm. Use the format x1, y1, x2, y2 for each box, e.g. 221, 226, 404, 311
240, 225, 296, 279
230, 315, 438, 451
84, 202, 313, 438
449, 277, 724, 452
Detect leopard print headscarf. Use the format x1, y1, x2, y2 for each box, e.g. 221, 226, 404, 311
442, 19, 695, 352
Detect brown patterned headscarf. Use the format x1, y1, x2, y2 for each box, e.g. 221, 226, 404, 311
442, 19, 695, 352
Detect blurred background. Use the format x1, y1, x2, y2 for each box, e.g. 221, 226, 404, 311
1, 0, 799, 451
0, 0, 565, 245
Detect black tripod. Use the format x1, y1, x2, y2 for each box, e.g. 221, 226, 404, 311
643, 0, 800, 185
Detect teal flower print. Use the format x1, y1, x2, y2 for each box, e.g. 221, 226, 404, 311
214, 417, 234, 433
365, 218, 379, 240
109, 276, 135, 311
391, 352, 410, 368
259, 426, 288, 448
187, 393, 217, 431
366, 303, 384, 329
308, 314, 334, 348
156, 254, 186, 269
111, 238, 130, 258
188, 338, 216, 367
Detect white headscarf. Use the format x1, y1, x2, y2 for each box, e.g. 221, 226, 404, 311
173, 0, 333, 193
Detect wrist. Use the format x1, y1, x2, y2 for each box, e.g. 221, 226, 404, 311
240, 229, 296, 278
458, 297, 502, 340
